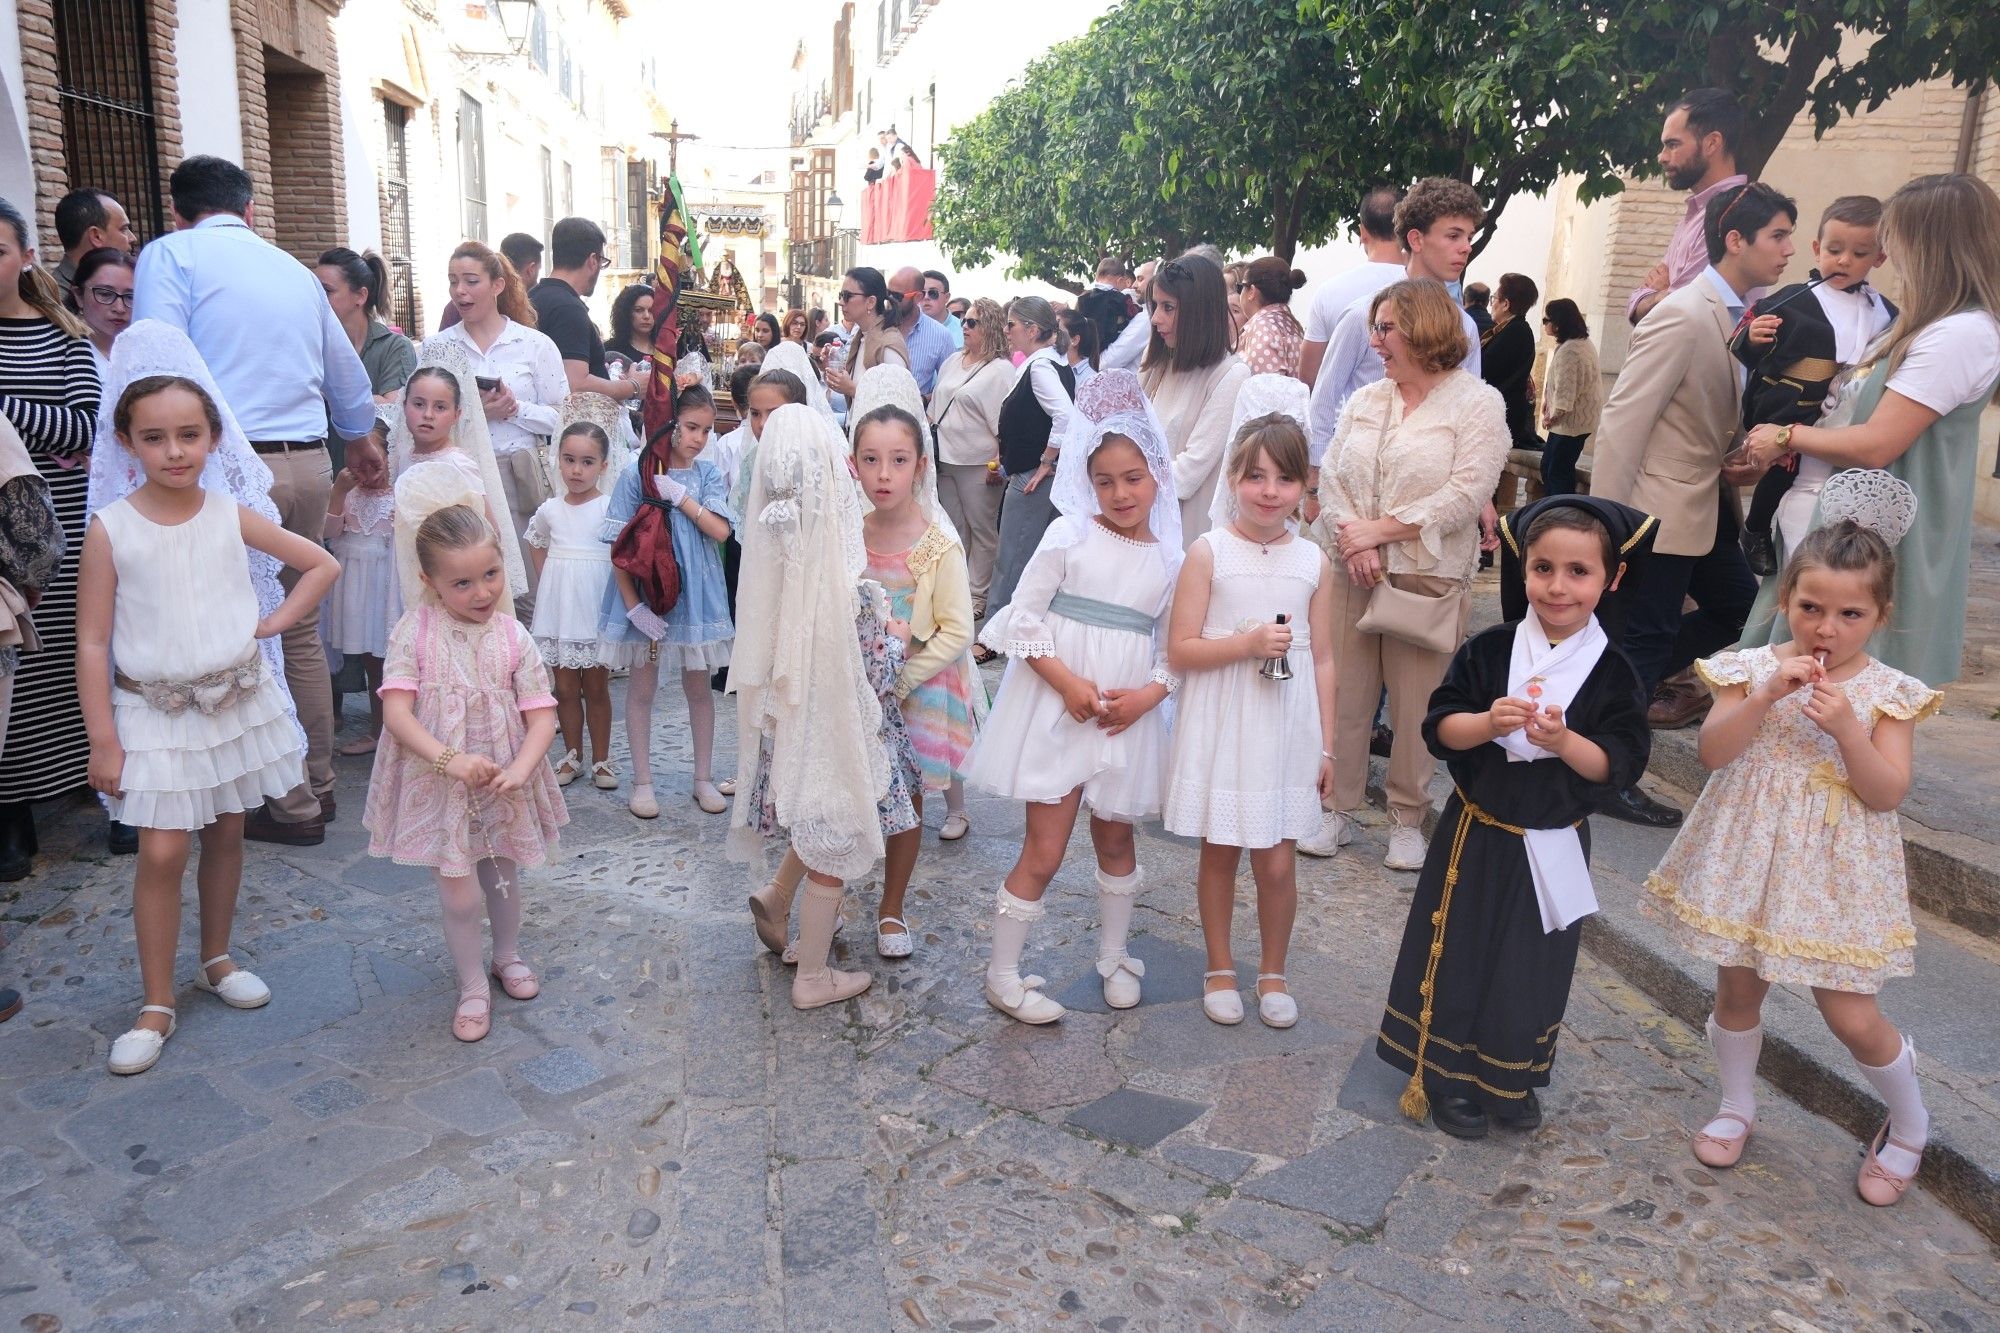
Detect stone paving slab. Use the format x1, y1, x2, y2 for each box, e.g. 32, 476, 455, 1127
0, 680, 1995, 1330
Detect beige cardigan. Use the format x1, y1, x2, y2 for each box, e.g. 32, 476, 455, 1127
1541, 337, 1603, 436
895, 522, 975, 699
1146, 353, 1252, 546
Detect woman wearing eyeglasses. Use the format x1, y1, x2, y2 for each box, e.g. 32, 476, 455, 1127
67, 247, 134, 378
824, 267, 908, 402
1145, 254, 1251, 544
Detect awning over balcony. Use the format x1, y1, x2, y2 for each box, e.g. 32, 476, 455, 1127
860, 167, 935, 245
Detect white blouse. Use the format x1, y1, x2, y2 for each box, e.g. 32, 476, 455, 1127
436, 318, 568, 457
928, 351, 1014, 467
1319, 370, 1509, 583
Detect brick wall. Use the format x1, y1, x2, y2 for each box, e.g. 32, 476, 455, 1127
230, 0, 348, 254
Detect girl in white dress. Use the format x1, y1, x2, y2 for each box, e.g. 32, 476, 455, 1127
1165, 414, 1335, 1029
78, 372, 339, 1076
323, 422, 395, 754
968, 370, 1182, 1023
526, 415, 617, 788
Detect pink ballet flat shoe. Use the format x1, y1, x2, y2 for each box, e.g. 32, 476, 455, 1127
1691, 1113, 1753, 1168
489, 960, 540, 1001
1856, 1118, 1923, 1207
453, 995, 492, 1043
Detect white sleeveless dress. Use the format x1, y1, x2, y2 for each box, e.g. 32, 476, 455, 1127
97, 490, 305, 830
1163, 527, 1323, 848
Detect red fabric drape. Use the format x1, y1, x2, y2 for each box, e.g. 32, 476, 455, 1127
860, 167, 937, 245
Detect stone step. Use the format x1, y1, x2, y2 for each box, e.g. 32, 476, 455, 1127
1582, 779, 2000, 1247
1645, 723, 2000, 942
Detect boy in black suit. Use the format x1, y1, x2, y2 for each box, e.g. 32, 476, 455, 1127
1730, 195, 1895, 573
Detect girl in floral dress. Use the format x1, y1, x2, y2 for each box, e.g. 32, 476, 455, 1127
365, 503, 567, 1043
1644, 471, 1940, 1207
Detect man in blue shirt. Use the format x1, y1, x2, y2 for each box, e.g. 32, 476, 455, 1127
920, 270, 963, 349
889, 265, 957, 397
135, 155, 376, 847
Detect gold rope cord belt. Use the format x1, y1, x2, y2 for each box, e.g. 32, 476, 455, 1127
1397, 788, 1581, 1123
114, 651, 264, 718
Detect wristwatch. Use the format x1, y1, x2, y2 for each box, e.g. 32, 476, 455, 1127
1773, 424, 1794, 450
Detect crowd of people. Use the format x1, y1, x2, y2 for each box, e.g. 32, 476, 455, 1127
0, 79, 1996, 1214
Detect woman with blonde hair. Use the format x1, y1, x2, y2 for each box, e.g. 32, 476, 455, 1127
1734, 172, 2000, 685
928, 296, 1013, 623
1312, 278, 1508, 870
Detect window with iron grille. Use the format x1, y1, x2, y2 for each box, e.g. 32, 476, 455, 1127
563, 161, 574, 217
626, 159, 650, 272
382, 100, 418, 332
529, 6, 548, 71
459, 92, 488, 241
52, 0, 166, 240
540, 145, 555, 240
603, 150, 627, 269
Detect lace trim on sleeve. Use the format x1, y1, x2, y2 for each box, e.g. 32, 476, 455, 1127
1873, 682, 1943, 723
1693, 650, 1755, 694
1148, 666, 1180, 692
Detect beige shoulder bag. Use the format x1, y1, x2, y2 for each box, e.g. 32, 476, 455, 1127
1353, 397, 1466, 654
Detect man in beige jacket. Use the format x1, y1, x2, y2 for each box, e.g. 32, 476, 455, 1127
1593, 181, 1797, 823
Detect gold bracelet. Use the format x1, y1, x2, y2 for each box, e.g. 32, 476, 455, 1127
433, 746, 459, 776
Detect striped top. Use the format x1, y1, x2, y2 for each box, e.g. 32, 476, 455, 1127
0, 315, 102, 803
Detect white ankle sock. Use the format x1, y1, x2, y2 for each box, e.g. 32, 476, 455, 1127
1095, 867, 1142, 963
1703, 1014, 1762, 1138
987, 887, 1044, 993
1857, 1037, 1928, 1176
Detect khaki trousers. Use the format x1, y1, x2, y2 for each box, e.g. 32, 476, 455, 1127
1327, 567, 1467, 826
496, 451, 544, 625
936, 462, 1003, 610
262, 445, 335, 822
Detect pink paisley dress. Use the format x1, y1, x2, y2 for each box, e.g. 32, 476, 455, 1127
363, 602, 569, 874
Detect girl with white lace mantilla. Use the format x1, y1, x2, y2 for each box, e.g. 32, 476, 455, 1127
526, 398, 624, 791
322, 420, 394, 755
967, 370, 1181, 1024
1165, 412, 1335, 1031
80, 363, 338, 1076
732, 402, 920, 1011
1644, 471, 1941, 1208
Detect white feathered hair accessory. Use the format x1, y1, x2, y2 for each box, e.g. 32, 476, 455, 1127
1209, 373, 1311, 528
1818, 468, 1917, 547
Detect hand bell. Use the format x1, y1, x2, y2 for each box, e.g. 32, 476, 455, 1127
1259, 613, 1293, 682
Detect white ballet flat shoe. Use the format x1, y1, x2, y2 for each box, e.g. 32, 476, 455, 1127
1203, 969, 1244, 1025
692, 781, 728, 814
591, 760, 619, 790
553, 749, 581, 786
195, 954, 270, 1009
108, 1005, 176, 1075
876, 916, 915, 959
792, 966, 871, 1010
938, 812, 971, 841
628, 784, 660, 819
986, 973, 1065, 1025
1096, 954, 1145, 1009
1257, 974, 1298, 1029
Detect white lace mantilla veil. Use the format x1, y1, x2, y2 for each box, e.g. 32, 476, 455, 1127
759, 341, 838, 427
726, 402, 889, 881
559, 392, 632, 494
1210, 373, 1312, 529
86, 320, 302, 745
388, 336, 529, 607
1046, 368, 1183, 564
847, 363, 961, 545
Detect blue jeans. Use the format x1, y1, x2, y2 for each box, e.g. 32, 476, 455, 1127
1541, 432, 1588, 496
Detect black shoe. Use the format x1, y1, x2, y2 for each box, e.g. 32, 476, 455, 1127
1432, 1095, 1489, 1139
1369, 725, 1394, 759
1598, 785, 1683, 828
1741, 528, 1777, 577
108, 819, 139, 855
0, 802, 33, 881
1491, 1089, 1542, 1130
0, 987, 20, 1023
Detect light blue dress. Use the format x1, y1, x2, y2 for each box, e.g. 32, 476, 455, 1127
596, 459, 737, 671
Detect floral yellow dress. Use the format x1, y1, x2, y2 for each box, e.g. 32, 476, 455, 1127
1643, 646, 1941, 993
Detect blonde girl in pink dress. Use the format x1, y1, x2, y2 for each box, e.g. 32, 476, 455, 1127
364, 502, 568, 1043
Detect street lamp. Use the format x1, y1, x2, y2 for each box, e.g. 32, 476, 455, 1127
826, 191, 846, 232
492, 0, 537, 53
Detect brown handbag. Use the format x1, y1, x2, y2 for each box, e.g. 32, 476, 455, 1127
1350, 399, 1466, 653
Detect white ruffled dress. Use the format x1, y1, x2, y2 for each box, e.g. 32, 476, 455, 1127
324, 488, 394, 657
97, 490, 305, 830
526, 493, 615, 669
967, 521, 1177, 822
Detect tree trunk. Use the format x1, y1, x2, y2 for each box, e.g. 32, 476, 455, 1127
1721, 26, 1841, 178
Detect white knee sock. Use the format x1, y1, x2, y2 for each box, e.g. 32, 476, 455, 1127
1857, 1037, 1928, 1175
792, 879, 845, 981
1095, 867, 1142, 963
987, 887, 1044, 993
1704, 1014, 1762, 1138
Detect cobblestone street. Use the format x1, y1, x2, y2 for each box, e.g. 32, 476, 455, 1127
2, 675, 1998, 1332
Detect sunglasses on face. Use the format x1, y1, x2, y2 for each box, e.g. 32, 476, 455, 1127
960, 318, 980, 329
923, 287, 945, 299
839, 289, 864, 301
